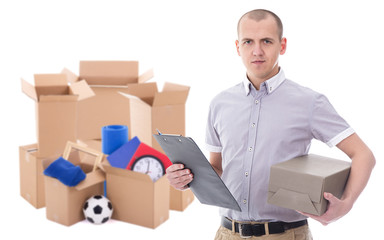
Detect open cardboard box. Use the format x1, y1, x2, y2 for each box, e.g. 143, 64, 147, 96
63, 61, 154, 141
43, 142, 105, 226
21, 72, 95, 158
268, 154, 351, 216
82, 138, 194, 212
65, 61, 190, 154
119, 81, 189, 153
19, 144, 56, 209
102, 160, 170, 229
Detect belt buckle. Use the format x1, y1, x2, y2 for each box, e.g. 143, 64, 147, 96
239, 223, 252, 239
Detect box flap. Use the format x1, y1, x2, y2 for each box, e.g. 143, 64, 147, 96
268, 188, 319, 215
69, 79, 95, 101
269, 168, 324, 204
118, 92, 149, 107
151, 82, 189, 106
75, 169, 105, 191
138, 68, 154, 83
126, 82, 158, 99
80, 61, 139, 85
269, 154, 351, 204
39, 95, 78, 102
119, 82, 158, 106
21, 78, 38, 101
163, 82, 190, 92
34, 73, 68, 87
152, 91, 188, 106
34, 74, 69, 99
103, 164, 153, 183
61, 68, 79, 84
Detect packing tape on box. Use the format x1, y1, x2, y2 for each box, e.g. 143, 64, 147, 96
101, 125, 128, 155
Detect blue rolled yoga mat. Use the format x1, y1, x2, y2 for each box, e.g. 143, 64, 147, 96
101, 125, 129, 155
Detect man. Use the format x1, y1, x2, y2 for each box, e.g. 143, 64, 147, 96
166, 9, 375, 239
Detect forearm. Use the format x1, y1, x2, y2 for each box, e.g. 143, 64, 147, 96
212, 165, 223, 177
209, 152, 223, 177
341, 148, 375, 206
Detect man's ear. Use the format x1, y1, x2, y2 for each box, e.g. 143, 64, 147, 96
280, 37, 287, 55
235, 40, 241, 56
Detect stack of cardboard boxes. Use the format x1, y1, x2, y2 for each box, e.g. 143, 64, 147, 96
19, 61, 194, 228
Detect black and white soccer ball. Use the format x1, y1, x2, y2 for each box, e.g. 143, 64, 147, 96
83, 195, 113, 224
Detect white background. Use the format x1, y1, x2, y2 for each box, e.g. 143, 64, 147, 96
1, 0, 383, 239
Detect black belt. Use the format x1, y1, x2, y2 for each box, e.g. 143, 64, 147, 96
221, 217, 307, 238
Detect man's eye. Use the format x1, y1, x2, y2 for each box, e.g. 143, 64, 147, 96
264, 40, 272, 44
243, 40, 252, 45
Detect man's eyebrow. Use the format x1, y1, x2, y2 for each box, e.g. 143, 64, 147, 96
240, 38, 253, 42
261, 37, 274, 42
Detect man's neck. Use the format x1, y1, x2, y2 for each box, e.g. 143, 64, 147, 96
247, 67, 280, 90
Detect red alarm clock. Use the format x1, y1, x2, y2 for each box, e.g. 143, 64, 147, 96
127, 142, 172, 182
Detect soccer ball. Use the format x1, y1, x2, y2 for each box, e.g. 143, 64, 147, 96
83, 195, 113, 224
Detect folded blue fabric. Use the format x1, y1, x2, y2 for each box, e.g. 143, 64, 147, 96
43, 157, 86, 187
107, 136, 141, 169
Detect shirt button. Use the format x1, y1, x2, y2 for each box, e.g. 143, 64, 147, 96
243, 199, 247, 204
245, 172, 249, 177
255, 100, 259, 104
251, 123, 255, 128
248, 147, 252, 152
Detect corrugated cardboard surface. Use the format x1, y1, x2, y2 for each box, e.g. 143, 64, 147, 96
104, 164, 170, 229
77, 86, 133, 140
268, 154, 351, 216
169, 187, 194, 211
36, 100, 77, 157
73, 61, 190, 151
80, 61, 139, 85
44, 172, 104, 226
82, 139, 194, 211
21, 74, 94, 158
19, 144, 55, 209
43, 150, 105, 226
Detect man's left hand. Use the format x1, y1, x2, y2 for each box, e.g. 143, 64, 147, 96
298, 192, 353, 226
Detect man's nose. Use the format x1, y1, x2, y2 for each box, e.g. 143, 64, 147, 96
252, 44, 263, 56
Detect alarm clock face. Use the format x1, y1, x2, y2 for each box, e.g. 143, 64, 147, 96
131, 155, 165, 182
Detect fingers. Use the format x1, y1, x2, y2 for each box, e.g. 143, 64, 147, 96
297, 211, 329, 226
297, 192, 342, 226
166, 164, 193, 191
323, 192, 336, 203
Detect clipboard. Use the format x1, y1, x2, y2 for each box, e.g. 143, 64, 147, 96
154, 132, 241, 212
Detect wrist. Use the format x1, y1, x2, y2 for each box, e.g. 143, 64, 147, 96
340, 195, 354, 212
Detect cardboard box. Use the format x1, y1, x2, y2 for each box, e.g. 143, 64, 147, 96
43, 142, 105, 226
83, 139, 194, 211
103, 161, 170, 229
120, 81, 189, 153
21, 72, 94, 158
268, 154, 351, 216
67, 61, 154, 141
169, 187, 194, 211
67, 61, 190, 154
19, 144, 55, 209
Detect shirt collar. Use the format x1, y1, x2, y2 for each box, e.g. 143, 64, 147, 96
242, 68, 286, 96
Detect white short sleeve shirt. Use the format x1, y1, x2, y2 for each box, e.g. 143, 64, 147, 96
205, 69, 354, 222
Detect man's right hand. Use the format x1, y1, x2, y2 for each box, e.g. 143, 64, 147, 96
166, 164, 193, 190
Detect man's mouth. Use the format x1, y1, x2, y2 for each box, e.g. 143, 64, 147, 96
252, 60, 265, 64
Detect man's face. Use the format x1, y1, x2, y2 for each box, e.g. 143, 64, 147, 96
236, 16, 287, 84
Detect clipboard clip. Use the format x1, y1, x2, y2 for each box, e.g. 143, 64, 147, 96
156, 129, 183, 137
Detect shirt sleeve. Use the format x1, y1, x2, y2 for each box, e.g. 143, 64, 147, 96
310, 94, 355, 147
205, 103, 222, 152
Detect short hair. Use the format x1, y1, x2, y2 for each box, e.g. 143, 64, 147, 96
237, 9, 284, 40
